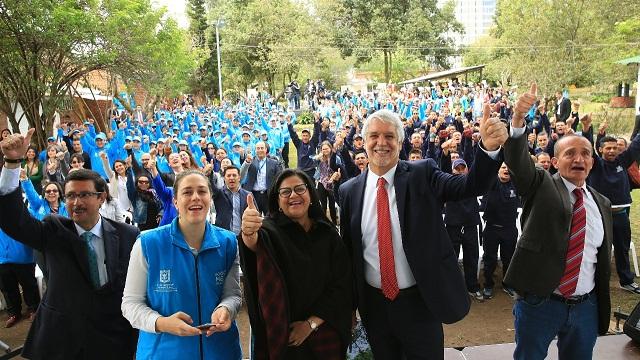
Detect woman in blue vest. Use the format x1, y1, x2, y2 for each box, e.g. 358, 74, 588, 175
122, 170, 242, 359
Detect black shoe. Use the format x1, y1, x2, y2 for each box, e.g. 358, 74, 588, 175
620, 283, 640, 294
469, 291, 484, 302
503, 287, 516, 298
482, 287, 494, 299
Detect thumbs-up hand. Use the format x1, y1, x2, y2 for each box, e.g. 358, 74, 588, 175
332, 168, 342, 182
241, 193, 262, 251
1, 128, 34, 162
513, 82, 538, 128
479, 102, 508, 151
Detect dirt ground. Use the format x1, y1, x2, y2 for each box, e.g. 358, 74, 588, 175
0, 262, 637, 358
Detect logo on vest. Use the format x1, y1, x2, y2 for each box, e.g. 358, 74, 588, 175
215, 271, 226, 286
155, 269, 177, 293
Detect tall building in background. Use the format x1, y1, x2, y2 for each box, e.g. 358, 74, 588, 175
452, 0, 497, 45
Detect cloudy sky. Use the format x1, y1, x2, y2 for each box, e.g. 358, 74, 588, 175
153, 0, 189, 28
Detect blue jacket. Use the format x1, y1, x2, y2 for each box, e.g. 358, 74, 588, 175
151, 173, 177, 226
0, 228, 34, 264
136, 219, 241, 360
22, 179, 69, 220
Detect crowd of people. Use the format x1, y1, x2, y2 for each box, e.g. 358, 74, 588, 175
0, 78, 638, 359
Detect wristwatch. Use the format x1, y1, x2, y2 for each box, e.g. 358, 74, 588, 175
307, 319, 319, 332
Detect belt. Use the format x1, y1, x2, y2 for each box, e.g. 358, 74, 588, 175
611, 208, 628, 214
549, 292, 592, 305
252, 190, 267, 194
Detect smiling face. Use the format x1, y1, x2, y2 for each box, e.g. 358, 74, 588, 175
43, 183, 60, 205
364, 119, 401, 175
552, 136, 593, 186
277, 175, 311, 223
173, 173, 211, 225
169, 153, 182, 167
26, 148, 36, 160
64, 180, 105, 229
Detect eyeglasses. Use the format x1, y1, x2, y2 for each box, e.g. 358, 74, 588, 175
277, 184, 308, 198
44, 189, 59, 194
65, 192, 102, 201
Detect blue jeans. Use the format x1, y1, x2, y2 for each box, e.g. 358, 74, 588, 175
513, 292, 598, 360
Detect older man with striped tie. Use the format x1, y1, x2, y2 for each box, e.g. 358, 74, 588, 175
503, 83, 613, 360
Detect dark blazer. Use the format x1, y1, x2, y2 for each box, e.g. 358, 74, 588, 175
0, 188, 139, 360
212, 184, 252, 231
555, 97, 572, 122
241, 157, 282, 192
338, 150, 501, 324
503, 134, 612, 335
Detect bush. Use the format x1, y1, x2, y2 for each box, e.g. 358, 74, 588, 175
590, 93, 612, 104
223, 89, 241, 103
297, 111, 314, 125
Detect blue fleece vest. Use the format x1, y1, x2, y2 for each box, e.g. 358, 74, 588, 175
137, 219, 241, 360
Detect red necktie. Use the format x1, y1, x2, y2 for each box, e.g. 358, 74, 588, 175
558, 188, 586, 297
377, 177, 399, 300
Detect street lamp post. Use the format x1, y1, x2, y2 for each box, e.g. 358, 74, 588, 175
215, 19, 224, 104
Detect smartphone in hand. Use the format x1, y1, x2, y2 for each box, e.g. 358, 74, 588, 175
196, 323, 215, 330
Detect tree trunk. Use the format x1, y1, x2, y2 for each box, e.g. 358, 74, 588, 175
383, 50, 391, 84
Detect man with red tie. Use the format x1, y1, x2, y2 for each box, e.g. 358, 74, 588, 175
339, 107, 507, 358
503, 84, 612, 359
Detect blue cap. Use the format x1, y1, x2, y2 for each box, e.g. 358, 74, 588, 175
241, 131, 250, 136
95, 133, 107, 140
189, 122, 197, 126
47, 136, 56, 142
157, 137, 165, 143
150, 140, 157, 144
172, 126, 179, 130
83, 121, 90, 125
260, 130, 268, 136
133, 136, 141, 142
70, 129, 81, 135
199, 125, 207, 130
452, 159, 467, 169
232, 141, 242, 147
125, 136, 132, 141
178, 140, 188, 146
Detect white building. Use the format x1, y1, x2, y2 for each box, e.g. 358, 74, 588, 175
452, 0, 496, 45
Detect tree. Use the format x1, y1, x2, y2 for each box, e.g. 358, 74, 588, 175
467, 0, 639, 93
325, 0, 463, 84
0, 0, 188, 149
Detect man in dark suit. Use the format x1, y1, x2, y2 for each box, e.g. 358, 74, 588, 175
338, 107, 506, 358
212, 165, 252, 234
0, 129, 138, 360
504, 84, 612, 360
240, 141, 282, 214
554, 90, 571, 123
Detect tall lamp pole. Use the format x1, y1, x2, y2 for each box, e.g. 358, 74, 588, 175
215, 19, 224, 104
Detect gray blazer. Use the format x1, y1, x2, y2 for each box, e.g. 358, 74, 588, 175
503, 133, 613, 335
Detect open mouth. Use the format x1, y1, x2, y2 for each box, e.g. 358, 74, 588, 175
571, 166, 585, 171
72, 208, 87, 216
288, 200, 303, 207
188, 205, 204, 212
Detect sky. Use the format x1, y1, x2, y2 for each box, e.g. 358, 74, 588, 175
152, 0, 189, 29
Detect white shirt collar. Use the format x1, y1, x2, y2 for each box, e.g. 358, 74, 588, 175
367, 163, 398, 187
559, 176, 588, 197
74, 217, 103, 239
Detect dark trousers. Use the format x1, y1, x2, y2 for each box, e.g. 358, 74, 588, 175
282, 142, 290, 168
362, 285, 444, 359
317, 183, 337, 224
483, 224, 517, 289
612, 211, 635, 286
0, 263, 41, 316
251, 190, 269, 216
446, 224, 480, 292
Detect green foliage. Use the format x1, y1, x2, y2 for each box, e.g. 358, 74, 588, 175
223, 88, 241, 102
590, 93, 613, 104
464, 0, 639, 93
0, 0, 196, 148
325, 0, 463, 83
296, 111, 314, 125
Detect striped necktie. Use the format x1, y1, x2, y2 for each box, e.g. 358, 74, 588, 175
558, 188, 586, 297
82, 232, 101, 289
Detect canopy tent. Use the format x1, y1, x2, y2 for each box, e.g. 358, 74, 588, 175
399, 65, 486, 85
616, 55, 640, 115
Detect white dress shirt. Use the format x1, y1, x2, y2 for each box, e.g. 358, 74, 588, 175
361, 165, 416, 289
74, 218, 109, 286
510, 123, 604, 296
254, 158, 267, 191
